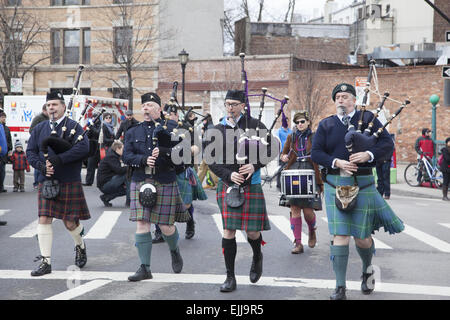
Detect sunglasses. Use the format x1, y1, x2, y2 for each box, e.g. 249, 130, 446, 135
294, 119, 307, 124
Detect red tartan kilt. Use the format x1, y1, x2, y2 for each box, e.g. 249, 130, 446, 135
216, 180, 270, 231
38, 181, 90, 221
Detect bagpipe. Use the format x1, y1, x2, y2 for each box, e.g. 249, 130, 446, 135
344, 59, 410, 155
40, 65, 105, 199
235, 52, 289, 163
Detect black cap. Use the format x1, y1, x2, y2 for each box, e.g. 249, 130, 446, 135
141, 92, 161, 106
332, 83, 356, 101
46, 91, 65, 102
225, 90, 246, 103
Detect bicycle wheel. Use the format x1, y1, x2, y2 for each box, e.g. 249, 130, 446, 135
432, 169, 443, 189
404, 163, 421, 187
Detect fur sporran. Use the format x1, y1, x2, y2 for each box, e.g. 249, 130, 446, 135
225, 184, 245, 208
335, 185, 359, 212
41, 179, 60, 200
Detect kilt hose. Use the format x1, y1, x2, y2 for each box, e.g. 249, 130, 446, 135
324, 174, 404, 239
177, 167, 208, 205
216, 180, 271, 232
38, 181, 90, 221
129, 178, 190, 224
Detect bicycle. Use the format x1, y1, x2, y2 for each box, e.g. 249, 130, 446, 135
404, 155, 443, 188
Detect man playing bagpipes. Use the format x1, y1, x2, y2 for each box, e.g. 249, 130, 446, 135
311, 83, 405, 300
122, 92, 190, 282
26, 91, 91, 276
206, 89, 278, 292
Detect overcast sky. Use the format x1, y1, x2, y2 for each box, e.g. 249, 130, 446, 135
226, 0, 356, 21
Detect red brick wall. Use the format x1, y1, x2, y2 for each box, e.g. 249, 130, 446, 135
249, 35, 350, 64
433, 0, 450, 42
289, 65, 450, 163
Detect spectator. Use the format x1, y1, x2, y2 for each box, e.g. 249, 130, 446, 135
0, 122, 7, 226
0, 111, 12, 193
29, 104, 49, 189
10, 141, 30, 192
115, 110, 139, 141
97, 140, 128, 207
277, 118, 292, 152
414, 128, 434, 183
101, 113, 115, 149
440, 137, 450, 201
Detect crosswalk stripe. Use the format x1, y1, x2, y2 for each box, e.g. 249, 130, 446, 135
269, 215, 308, 245
45, 279, 112, 300
85, 211, 122, 239
320, 217, 393, 250
212, 214, 246, 242
439, 223, 450, 229
10, 219, 38, 238
402, 224, 450, 253
0, 209, 10, 217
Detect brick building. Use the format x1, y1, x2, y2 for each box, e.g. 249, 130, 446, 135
433, 0, 450, 43
234, 18, 352, 64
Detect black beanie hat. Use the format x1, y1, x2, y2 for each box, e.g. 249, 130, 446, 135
332, 83, 356, 102
225, 90, 246, 103
46, 91, 65, 102
141, 92, 161, 106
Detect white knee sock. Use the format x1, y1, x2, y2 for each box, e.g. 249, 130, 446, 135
68, 223, 85, 249
37, 224, 53, 264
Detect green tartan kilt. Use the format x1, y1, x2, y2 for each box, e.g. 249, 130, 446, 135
129, 178, 190, 224
324, 174, 404, 238
216, 180, 271, 232
176, 168, 208, 205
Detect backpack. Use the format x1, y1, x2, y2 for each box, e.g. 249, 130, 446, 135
438, 154, 443, 167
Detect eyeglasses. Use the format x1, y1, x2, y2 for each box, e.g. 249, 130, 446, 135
294, 119, 307, 124
224, 102, 242, 108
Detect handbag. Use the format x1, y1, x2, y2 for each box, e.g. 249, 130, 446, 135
41, 179, 60, 200
138, 183, 157, 208
225, 184, 245, 208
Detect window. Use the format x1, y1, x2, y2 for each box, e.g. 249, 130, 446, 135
51, 28, 90, 65
6, 0, 21, 6
114, 26, 132, 63
113, 0, 133, 4
51, 88, 91, 95
51, 0, 90, 5
111, 87, 129, 99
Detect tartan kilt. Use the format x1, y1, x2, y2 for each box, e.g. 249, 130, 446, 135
176, 168, 208, 205
38, 181, 90, 221
324, 174, 404, 239
129, 178, 190, 224
216, 180, 271, 232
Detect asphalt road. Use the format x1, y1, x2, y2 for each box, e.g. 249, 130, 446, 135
1, 169, 450, 302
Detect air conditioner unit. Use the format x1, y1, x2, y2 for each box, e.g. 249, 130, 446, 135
117, 55, 128, 63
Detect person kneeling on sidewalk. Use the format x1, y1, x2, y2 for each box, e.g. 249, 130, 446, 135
97, 140, 129, 207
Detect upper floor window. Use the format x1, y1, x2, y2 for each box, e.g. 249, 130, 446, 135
6, 0, 21, 6
51, 0, 90, 5
113, 0, 133, 4
114, 26, 132, 63
51, 28, 90, 65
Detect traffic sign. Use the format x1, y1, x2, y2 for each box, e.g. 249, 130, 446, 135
443, 66, 450, 78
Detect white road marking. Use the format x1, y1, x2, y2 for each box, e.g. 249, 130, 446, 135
269, 215, 308, 245
2, 270, 450, 298
10, 219, 38, 238
402, 224, 450, 253
439, 223, 450, 229
320, 217, 393, 250
45, 279, 112, 300
0, 209, 10, 217
85, 211, 122, 239
212, 214, 246, 243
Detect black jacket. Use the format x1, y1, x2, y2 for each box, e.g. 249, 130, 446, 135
0, 124, 12, 164
102, 124, 115, 148
440, 147, 450, 173
115, 118, 139, 140
97, 148, 127, 188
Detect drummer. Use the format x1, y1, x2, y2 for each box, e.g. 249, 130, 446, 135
280, 111, 323, 254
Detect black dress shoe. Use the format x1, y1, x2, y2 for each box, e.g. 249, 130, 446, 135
100, 194, 112, 207
128, 264, 153, 282
152, 229, 165, 243
170, 247, 183, 273
31, 256, 52, 277
185, 218, 195, 239
220, 275, 237, 292
0, 221, 7, 226
249, 253, 263, 283
75, 244, 87, 268
0, 189, 7, 193
361, 271, 375, 294
330, 286, 347, 300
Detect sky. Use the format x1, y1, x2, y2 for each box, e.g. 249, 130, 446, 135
225, 0, 356, 22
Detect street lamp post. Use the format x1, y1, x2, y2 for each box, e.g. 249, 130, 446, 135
178, 49, 189, 111
429, 94, 440, 166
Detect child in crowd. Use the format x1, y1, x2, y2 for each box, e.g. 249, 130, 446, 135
10, 141, 30, 192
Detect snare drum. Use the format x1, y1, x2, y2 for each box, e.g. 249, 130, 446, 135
280, 169, 316, 199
